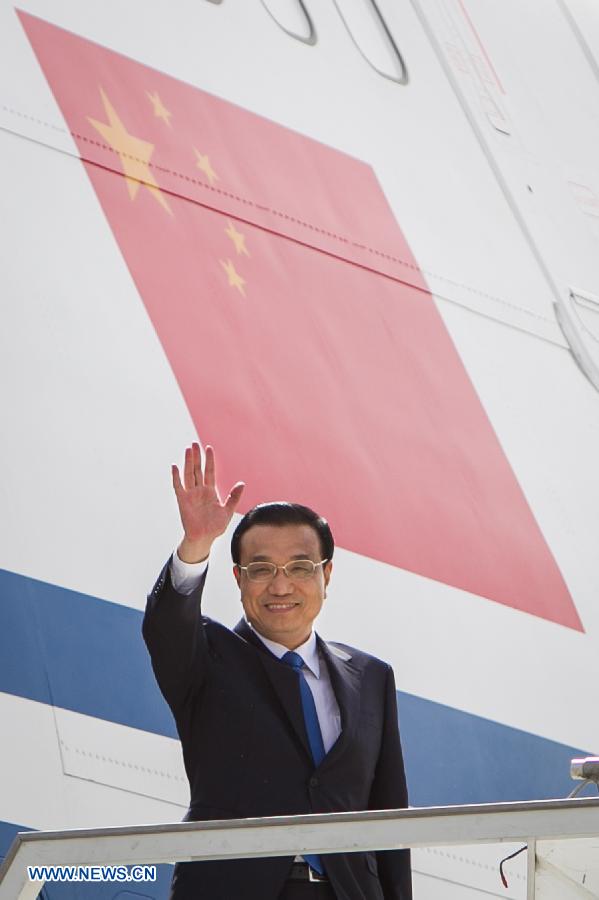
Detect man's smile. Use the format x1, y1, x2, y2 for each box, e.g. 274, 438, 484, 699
264, 601, 300, 612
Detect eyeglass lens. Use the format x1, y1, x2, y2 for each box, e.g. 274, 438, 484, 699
246, 560, 319, 582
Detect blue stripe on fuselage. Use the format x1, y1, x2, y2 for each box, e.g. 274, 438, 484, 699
0, 567, 589, 806
0, 567, 175, 737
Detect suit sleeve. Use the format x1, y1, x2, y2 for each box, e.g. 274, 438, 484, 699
142, 558, 210, 714
369, 664, 413, 900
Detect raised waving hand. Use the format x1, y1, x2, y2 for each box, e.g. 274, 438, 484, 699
173, 443, 245, 562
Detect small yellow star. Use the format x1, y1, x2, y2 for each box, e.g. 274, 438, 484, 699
88, 87, 171, 214
194, 149, 219, 186
146, 90, 172, 127
220, 258, 246, 296
225, 220, 250, 257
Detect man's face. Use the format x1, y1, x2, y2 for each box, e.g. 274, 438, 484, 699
233, 523, 332, 650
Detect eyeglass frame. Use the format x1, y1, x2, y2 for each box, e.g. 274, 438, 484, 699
236, 558, 329, 583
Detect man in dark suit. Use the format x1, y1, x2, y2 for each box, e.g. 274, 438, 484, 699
143, 443, 412, 900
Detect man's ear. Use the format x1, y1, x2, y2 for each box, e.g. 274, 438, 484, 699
323, 560, 333, 590
233, 565, 241, 589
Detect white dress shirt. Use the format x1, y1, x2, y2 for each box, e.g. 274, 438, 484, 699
169, 551, 342, 751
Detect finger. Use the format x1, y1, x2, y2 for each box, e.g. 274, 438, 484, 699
172, 464, 184, 496
183, 446, 194, 490
192, 441, 202, 487
204, 444, 216, 489
224, 481, 245, 513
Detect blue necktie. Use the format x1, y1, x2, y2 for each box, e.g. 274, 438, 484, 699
282, 651, 325, 875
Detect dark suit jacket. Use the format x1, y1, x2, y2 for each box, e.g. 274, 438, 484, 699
143, 562, 412, 900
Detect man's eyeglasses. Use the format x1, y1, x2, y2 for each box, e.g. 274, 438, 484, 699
238, 559, 329, 583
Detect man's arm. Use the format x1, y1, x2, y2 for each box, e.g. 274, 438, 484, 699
170, 550, 209, 595
142, 559, 210, 712
369, 664, 413, 900
142, 443, 245, 712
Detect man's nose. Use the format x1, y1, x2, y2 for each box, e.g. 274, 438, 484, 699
268, 568, 294, 594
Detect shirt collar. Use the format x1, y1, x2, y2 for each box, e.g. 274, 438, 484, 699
251, 627, 321, 678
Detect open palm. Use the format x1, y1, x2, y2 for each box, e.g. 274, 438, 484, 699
172, 443, 245, 550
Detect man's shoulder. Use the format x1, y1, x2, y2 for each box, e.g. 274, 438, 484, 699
201, 615, 246, 644
322, 638, 392, 672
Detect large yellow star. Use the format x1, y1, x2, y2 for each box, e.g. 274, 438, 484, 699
88, 88, 171, 214
194, 149, 219, 186
225, 220, 250, 257
146, 90, 172, 127
220, 258, 246, 296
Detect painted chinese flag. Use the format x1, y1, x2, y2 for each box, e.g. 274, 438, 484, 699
20, 11, 582, 629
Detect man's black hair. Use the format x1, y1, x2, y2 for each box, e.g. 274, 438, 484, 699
231, 502, 334, 564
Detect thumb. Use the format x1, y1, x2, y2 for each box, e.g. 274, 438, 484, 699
224, 481, 245, 513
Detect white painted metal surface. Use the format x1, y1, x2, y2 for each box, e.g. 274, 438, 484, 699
536, 836, 599, 898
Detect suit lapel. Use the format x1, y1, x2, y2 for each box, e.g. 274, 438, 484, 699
232, 620, 362, 767
233, 619, 312, 761
317, 637, 362, 766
